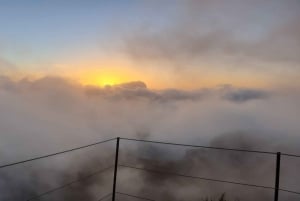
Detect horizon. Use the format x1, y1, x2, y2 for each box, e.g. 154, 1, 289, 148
1, 1, 300, 90
1, 1, 300, 201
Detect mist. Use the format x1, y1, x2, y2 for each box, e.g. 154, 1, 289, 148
1, 0, 300, 200
123, 0, 300, 65
118, 0, 300, 90
0, 76, 300, 200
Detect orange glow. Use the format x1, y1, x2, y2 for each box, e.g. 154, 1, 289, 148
4, 57, 271, 90
51, 58, 141, 87
80, 73, 124, 86
70, 67, 141, 87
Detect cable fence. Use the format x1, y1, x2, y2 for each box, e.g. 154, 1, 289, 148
0, 138, 116, 201
26, 166, 114, 201
0, 137, 299, 201
118, 137, 300, 201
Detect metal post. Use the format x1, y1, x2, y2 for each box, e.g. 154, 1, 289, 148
274, 152, 281, 201
112, 137, 120, 201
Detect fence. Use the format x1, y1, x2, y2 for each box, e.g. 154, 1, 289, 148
0, 137, 300, 201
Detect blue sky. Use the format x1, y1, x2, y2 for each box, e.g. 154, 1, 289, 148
0, 1, 178, 70
1, 1, 143, 59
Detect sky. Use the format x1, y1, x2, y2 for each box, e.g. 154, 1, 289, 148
1, 1, 300, 200
0, 0, 299, 89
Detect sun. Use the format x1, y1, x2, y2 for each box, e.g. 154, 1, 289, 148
78, 71, 126, 87
99, 76, 120, 86
73, 66, 142, 87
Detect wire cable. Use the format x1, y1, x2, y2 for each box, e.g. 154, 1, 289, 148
116, 192, 156, 201
119, 164, 274, 190
281, 153, 300, 158
26, 165, 114, 201
0, 136, 299, 198
2, 137, 300, 171
0, 138, 116, 169
120, 137, 276, 155
121, 163, 300, 196
279, 188, 300, 195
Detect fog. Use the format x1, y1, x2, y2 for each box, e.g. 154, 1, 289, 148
0, 76, 300, 200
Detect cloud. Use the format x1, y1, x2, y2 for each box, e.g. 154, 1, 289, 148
122, 0, 300, 68
0, 153, 113, 200
0, 76, 299, 200
218, 85, 269, 103
84, 79, 267, 102
85, 84, 207, 102
0, 56, 17, 73
119, 131, 300, 201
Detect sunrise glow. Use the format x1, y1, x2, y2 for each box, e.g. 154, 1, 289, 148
1, 1, 300, 200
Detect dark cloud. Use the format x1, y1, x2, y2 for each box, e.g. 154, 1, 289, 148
218, 85, 269, 103
84, 79, 267, 102
223, 89, 268, 103
114, 81, 147, 90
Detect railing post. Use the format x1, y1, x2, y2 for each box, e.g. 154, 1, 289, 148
274, 152, 281, 201
112, 137, 120, 201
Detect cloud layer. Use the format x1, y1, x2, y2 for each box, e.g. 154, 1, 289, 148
0, 76, 300, 200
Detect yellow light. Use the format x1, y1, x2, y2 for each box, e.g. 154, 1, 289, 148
75, 68, 134, 87
98, 76, 120, 86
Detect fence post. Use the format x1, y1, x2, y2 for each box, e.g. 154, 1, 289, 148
112, 137, 120, 201
274, 152, 281, 201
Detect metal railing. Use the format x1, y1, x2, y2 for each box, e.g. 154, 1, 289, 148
0, 137, 300, 201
